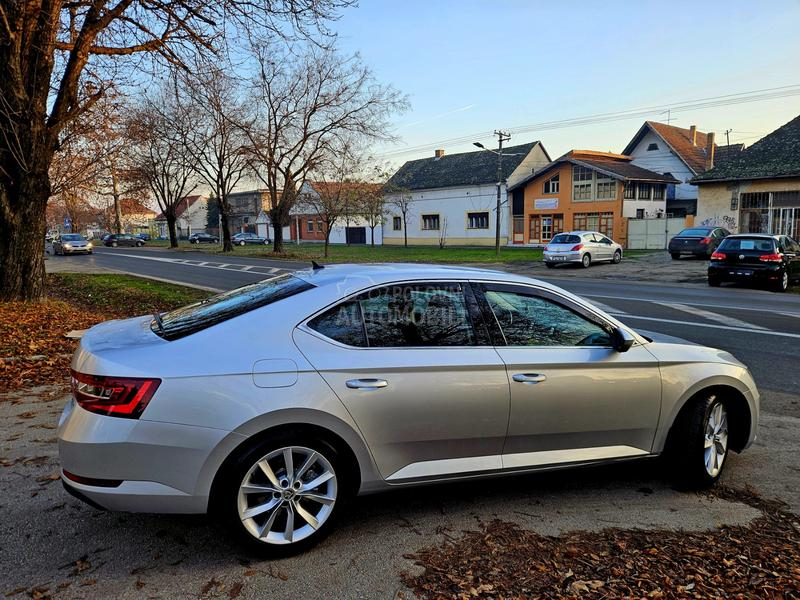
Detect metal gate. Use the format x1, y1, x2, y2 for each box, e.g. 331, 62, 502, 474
627, 217, 686, 249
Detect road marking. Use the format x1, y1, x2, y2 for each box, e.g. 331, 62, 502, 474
581, 292, 800, 318
607, 312, 800, 339
107, 252, 289, 277
662, 302, 768, 330
588, 300, 628, 315
104, 268, 224, 293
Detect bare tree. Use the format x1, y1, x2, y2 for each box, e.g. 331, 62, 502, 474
0, 0, 353, 301
356, 164, 391, 246
246, 43, 408, 253
127, 83, 197, 248
182, 64, 250, 252
388, 189, 415, 248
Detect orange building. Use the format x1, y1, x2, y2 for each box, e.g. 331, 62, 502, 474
508, 151, 678, 247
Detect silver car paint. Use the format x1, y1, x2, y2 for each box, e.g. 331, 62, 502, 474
543, 231, 623, 264
58, 263, 759, 513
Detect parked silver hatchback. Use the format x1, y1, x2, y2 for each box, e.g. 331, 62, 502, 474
544, 230, 623, 268
58, 264, 758, 556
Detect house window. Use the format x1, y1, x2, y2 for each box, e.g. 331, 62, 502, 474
421, 214, 440, 230
393, 216, 402, 231
730, 193, 739, 211
574, 212, 614, 238
647, 143, 659, 151
596, 179, 617, 200
623, 182, 636, 199
316, 219, 323, 232
572, 166, 593, 201
573, 165, 593, 182
467, 212, 489, 229
652, 185, 665, 200
543, 174, 560, 194
638, 183, 652, 200
307, 219, 314, 233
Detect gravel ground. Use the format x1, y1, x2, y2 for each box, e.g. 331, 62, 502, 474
1, 385, 796, 600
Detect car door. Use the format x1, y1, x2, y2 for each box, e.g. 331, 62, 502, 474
781, 236, 800, 280
293, 281, 511, 482
473, 282, 662, 469
595, 234, 615, 260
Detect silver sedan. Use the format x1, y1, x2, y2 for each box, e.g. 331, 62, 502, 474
58, 264, 758, 556
544, 230, 623, 268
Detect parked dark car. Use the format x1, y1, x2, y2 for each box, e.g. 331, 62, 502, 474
103, 233, 145, 248
135, 233, 152, 241
669, 227, 730, 259
708, 234, 800, 292
231, 232, 270, 246
188, 232, 220, 244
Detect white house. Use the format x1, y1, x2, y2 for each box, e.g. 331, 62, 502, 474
622, 122, 744, 217
154, 194, 209, 238
383, 142, 551, 246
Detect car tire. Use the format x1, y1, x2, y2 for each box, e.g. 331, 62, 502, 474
545, 262, 556, 269
612, 250, 622, 264
670, 253, 680, 260
215, 433, 352, 557
263, 239, 270, 245
239, 240, 246, 246
773, 271, 789, 293
111, 241, 118, 247
708, 277, 721, 287
667, 393, 730, 490
581, 253, 591, 268
137, 241, 144, 247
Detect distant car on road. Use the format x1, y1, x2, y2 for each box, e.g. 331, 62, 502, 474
59, 264, 759, 555
708, 233, 800, 292
135, 233, 152, 241
103, 233, 145, 248
48, 233, 93, 255
669, 227, 730, 260
232, 232, 270, 246
543, 231, 623, 268
188, 232, 220, 244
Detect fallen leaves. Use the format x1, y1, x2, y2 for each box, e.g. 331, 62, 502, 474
403, 486, 800, 599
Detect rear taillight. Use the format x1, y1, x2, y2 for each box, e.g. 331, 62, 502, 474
570, 243, 584, 251
700, 237, 711, 244
710, 251, 726, 260
70, 370, 161, 419
759, 253, 783, 263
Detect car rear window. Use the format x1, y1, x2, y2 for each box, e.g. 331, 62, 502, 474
718, 237, 775, 253
152, 274, 314, 340
677, 228, 712, 237
550, 234, 581, 244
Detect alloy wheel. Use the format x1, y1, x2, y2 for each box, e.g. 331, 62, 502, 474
582, 254, 591, 268
703, 402, 728, 478
781, 272, 789, 291
237, 446, 337, 545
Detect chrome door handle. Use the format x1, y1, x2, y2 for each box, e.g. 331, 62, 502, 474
512, 373, 547, 384
346, 378, 388, 390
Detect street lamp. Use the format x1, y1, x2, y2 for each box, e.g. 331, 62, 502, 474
474, 131, 513, 256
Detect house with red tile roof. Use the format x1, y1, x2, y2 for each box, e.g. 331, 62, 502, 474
622, 122, 743, 217
154, 195, 209, 238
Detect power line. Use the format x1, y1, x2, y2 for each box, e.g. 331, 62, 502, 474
377, 84, 800, 159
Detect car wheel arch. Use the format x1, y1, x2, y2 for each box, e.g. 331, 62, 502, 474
662, 383, 752, 455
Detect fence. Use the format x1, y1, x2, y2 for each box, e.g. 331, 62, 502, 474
627, 217, 687, 249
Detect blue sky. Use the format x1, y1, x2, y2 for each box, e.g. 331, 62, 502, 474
333, 0, 800, 166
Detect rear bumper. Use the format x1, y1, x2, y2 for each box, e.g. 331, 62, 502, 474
543, 251, 583, 264
708, 263, 783, 283
57, 398, 243, 513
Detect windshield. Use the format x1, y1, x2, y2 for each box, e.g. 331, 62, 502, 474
152, 274, 315, 341
61, 234, 84, 241
718, 237, 775, 253
550, 234, 581, 244
677, 228, 712, 237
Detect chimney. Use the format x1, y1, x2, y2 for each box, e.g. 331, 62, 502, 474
689, 125, 697, 146
705, 132, 716, 170
434, 149, 445, 159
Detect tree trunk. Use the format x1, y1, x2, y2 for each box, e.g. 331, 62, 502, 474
403, 214, 408, 248
273, 222, 285, 253
370, 225, 375, 246
324, 230, 330, 257
166, 213, 179, 248
219, 197, 233, 252
112, 168, 123, 234
0, 170, 51, 301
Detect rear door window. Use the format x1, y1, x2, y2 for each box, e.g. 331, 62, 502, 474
153, 274, 314, 340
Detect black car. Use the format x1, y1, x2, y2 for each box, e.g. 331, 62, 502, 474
231, 232, 270, 246
669, 227, 730, 259
708, 234, 800, 292
188, 232, 220, 244
103, 233, 145, 247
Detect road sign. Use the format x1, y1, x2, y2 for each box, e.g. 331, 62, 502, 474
64, 217, 72, 232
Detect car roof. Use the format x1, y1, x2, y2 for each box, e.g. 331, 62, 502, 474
724, 233, 779, 239
292, 262, 562, 292
557, 230, 598, 236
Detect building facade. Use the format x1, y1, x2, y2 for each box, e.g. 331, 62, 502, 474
384, 142, 551, 246
692, 115, 800, 239
508, 151, 678, 247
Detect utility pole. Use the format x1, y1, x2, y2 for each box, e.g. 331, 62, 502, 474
724, 129, 733, 146
493, 130, 511, 256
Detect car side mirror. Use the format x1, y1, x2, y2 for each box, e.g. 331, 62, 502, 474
612, 327, 635, 353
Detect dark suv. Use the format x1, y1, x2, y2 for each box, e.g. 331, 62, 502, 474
669, 227, 730, 259
708, 234, 800, 292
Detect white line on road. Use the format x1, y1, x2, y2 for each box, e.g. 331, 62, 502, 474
108, 252, 289, 277
588, 300, 628, 315
662, 303, 768, 330
582, 292, 800, 318
608, 312, 800, 339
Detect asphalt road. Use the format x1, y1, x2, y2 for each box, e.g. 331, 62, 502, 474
53, 246, 800, 411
